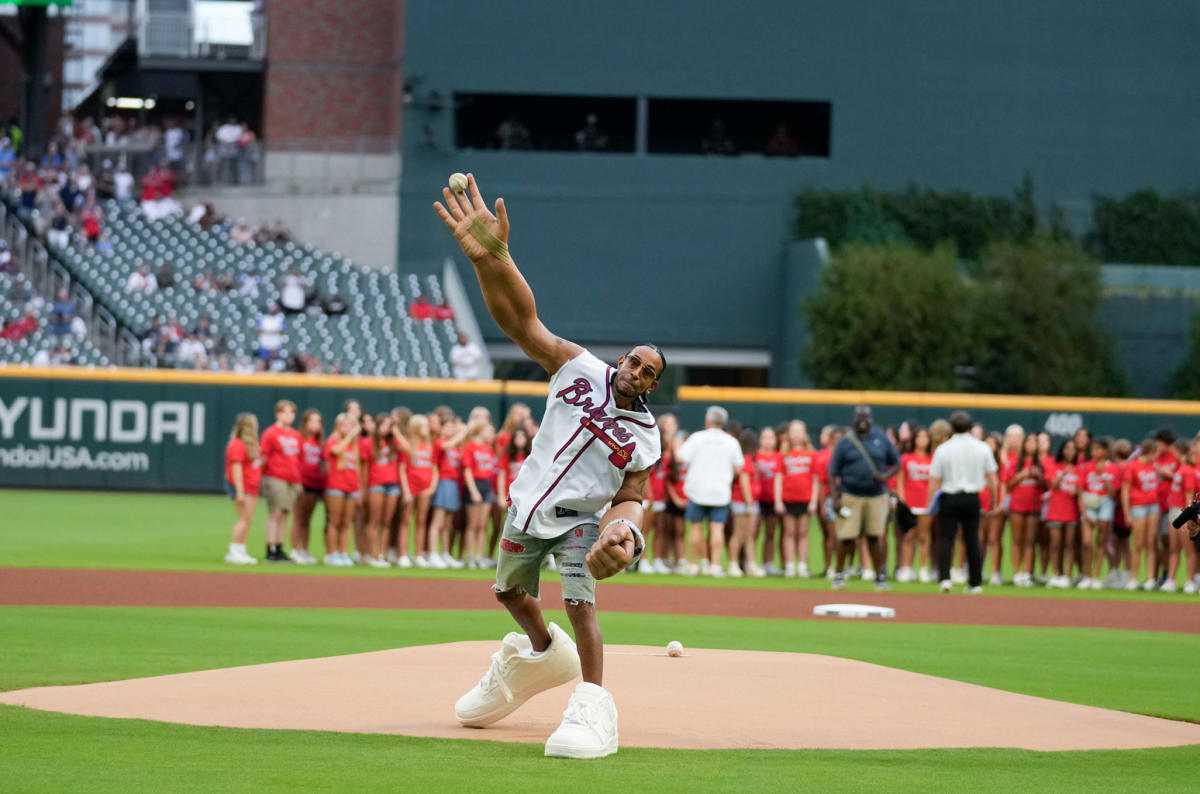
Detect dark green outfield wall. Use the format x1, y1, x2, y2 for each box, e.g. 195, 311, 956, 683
399, 1, 1200, 394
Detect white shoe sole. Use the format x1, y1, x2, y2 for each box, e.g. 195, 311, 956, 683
544, 734, 618, 759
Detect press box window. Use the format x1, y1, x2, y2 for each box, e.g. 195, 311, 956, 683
647, 98, 831, 157
454, 93, 637, 153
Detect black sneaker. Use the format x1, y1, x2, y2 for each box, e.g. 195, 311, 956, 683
265, 549, 294, 563
874, 574, 890, 591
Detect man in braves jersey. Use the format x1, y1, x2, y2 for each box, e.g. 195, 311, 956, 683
435, 174, 663, 759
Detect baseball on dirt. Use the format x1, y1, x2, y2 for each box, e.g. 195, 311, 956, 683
448, 172, 468, 193
667, 640, 684, 657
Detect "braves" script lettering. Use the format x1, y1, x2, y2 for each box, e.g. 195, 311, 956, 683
556, 377, 636, 468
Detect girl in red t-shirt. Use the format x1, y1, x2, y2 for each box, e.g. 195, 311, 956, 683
364, 414, 404, 568
462, 422, 499, 568
400, 414, 438, 567
726, 429, 759, 578
1122, 437, 1161, 589
1164, 438, 1195, 592
223, 413, 262, 564
323, 412, 362, 566
777, 420, 817, 578
351, 412, 376, 565
813, 425, 841, 578
895, 426, 933, 582
655, 413, 686, 573
978, 433, 1007, 585
1003, 433, 1045, 586
1078, 438, 1118, 589
754, 426, 785, 575
426, 417, 471, 569
1043, 439, 1081, 588
291, 409, 325, 565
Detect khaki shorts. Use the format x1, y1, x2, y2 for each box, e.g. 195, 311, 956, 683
494, 507, 599, 604
263, 476, 300, 514
835, 493, 889, 541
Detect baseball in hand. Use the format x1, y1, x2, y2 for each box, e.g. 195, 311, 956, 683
667, 640, 683, 657
448, 172, 468, 193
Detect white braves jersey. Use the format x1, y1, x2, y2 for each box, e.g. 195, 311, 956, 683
509, 349, 661, 538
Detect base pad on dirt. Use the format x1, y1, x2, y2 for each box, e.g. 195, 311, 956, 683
813, 603, 896, 618
3, 642, 1198, 751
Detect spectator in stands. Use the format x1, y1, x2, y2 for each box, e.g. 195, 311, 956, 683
215, 117, 244, 184
495, 112, 533, 150
217, 270, 236, 292
75, 163, 94, 194
0, 138, 14, 182
433, 300, 455, 321
126, 265, 157, 294
69, 313, 87, 343
112, 158, 134, 207
0, 240, 13, 274
409, 293, 434, 320
157, 316, 184, 358
141, 316, 163, 353
230, 219, 254, 245
94, 232, 113, 254
321, 292, 348, 315
192, 316, 214, 346
257, 303, 286, 360
18, 162, 40, 219
575, 114, 609, 151
193, 269, 216, 291
177, 333, 208, 369
80, 202, 102, 246
164, 119, 187, 176
450, 333, 484, 380
1, 309, 37, 342
45, 206, 71, 249
156, 262, 176, 290
49, 288, 76, 344
765, 124, 798, 156
279, 268, 308, 314
238, 267, 261, 297
702, 118, 737, 155
236, 124, 259, 184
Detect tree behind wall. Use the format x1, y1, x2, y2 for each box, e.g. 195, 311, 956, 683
802, 242, 968, 391
1166, 303, 1200, 399
968, 237, 1129, 396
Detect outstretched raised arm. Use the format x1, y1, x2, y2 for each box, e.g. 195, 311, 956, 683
434, 174, 581, 374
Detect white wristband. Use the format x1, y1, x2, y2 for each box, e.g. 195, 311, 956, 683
600, 518, 645, 566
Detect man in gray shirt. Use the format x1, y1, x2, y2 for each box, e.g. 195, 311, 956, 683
827, 406, 900, 590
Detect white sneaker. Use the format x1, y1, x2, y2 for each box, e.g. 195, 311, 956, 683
1160, 579, 1178, 593
825, 566, 836, 580
964, 586, 983, 595
652, 558, 671, 575
1184, 580, 1198, 595
950, 568, 967, 585
784, 562, 797, 577
727, 562, 743, 578
682, 561, 700, 577
709, 564, 726, 578
288, 549, 306, 564
386, 548, 399, 564
894, 566, 915, 583
443, 552, 465, 569
762, 562, 782, 577
1090, 577, 1103, 590
338, 552, 356, 567
1123, 576, 1140, 591
1142, 578, 1158, 592
413, 553, 431, 569
988, 572, 1004, 586
939, 579, 953, 593
1076, 577, 1092, 590
746, 562, 767, 578
1046, 575, 1066, 589
637, 558, 654, 574
672, 559, 691, 575
796, 562, 810, 579
456, 622, 581, 728
322, 553, 337, 566
427, 552, 448, 569
224, 549, 258, 565
367, 555, 391, 569
861, 569, 876, 582
352, 551, 363, 565
918, 568, 934, 584
1035, 573, 1048, 586
397, 554, 414, 569
544, 682, 619, 759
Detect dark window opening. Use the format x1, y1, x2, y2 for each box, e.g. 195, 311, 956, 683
648, 98, 830, 157
454, 93, 636, 153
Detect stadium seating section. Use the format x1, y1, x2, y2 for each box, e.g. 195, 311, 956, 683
44, 201, 458, 377
0, 268, 112, 367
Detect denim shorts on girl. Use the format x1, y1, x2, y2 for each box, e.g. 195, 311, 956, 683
326, 488, 358, 499
368, 483, 402, 496
1084, 497, 1115, 523
1129, 503, 1159, 520
433, 479, 462, 511
472, 479, 494, 504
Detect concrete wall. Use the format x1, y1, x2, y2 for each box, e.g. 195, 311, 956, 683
185, 186, 400, 272
397, 0, 1200, 387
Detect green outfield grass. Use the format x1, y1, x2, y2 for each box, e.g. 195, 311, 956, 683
5, 489, 1197, 601
2, 606, 1199, 792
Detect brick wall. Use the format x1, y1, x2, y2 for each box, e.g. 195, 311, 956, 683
263, 0, 403, 152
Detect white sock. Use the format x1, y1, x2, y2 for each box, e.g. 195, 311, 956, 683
229, 542, 246, 554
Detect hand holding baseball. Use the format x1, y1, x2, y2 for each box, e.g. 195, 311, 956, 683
587, 525, 635, 580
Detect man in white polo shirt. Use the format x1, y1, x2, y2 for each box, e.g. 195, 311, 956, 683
677, 406, 744, 576
928, 410, 999, 594
436, 174, 663, 759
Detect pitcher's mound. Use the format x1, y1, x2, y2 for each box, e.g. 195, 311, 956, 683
3, 642, 1198, 751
